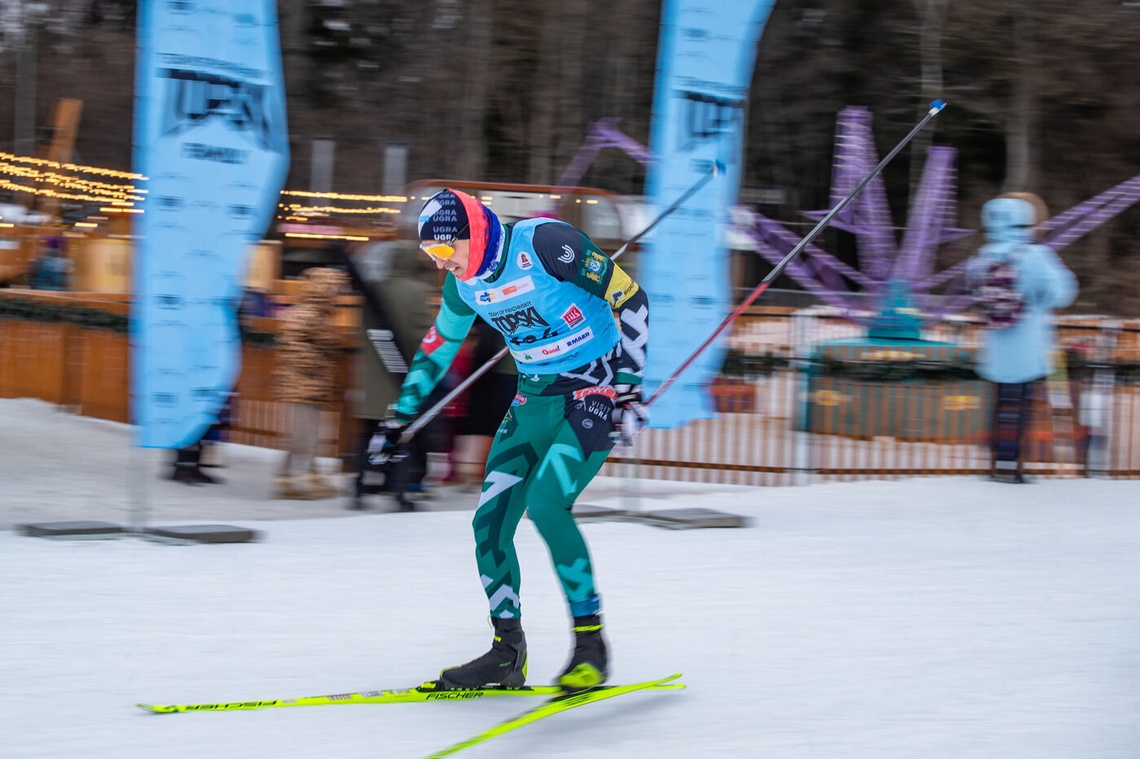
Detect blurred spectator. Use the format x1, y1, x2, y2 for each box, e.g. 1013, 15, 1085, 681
169, 287, 262, 485
240, 287, 273, 318
29, 236, 71, 291
349, 240, 441, 509
966, 192, 1078, 483
170, 396, 233, 485
197, 395, 232, 471
170, 430, 222, 485
273, 267, 349, 499
197, 288, 270, 471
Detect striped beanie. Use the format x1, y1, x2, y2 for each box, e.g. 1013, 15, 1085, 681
417, 189, 503, 281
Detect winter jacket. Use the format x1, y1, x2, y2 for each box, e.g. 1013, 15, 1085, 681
965, 198, 1078, 384
275, 267, 349, 405
353, 240, 437, 420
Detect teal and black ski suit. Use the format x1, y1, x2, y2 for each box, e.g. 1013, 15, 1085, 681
393, 218, 649, 620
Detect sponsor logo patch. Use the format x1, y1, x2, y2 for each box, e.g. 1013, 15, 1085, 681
517, 251, 533, 270
606, 267, 638, 307
585, 399, 611, 420
509, 327, 595, 364
572, 385, 617, 400
565, 331, 591, 348
583, 251, 607, 283
474, 276, 535, 305
491, 306, 550, 334
562, 304, 584, 328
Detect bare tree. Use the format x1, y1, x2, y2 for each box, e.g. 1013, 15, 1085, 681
909, 0, 948, 201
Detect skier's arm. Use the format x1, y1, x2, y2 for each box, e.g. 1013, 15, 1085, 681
603, 262, 648, 385
392, 275, 476, 422
532, 223, 648, 385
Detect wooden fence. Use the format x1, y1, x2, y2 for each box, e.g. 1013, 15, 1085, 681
3, 290, 1140, 484
0, 292, 358, 463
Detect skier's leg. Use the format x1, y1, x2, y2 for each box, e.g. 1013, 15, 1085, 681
523, 395, 615, 617
436, 397, 556, 688
469, 396, 559, 619
522, 392, 617, 688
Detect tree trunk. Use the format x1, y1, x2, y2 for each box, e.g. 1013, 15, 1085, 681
458, 0, 494, 180
909, 0, 948, 206
1004, 2, 1035, 192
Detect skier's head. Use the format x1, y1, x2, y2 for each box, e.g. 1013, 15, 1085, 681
982, 193, 1047, 244
417, 188, 502, 281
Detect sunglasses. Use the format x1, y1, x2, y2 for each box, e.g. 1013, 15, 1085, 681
419, 224, 469, 260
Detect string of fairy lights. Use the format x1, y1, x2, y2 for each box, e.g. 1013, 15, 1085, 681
0, 151, 146, 209
0, 155, 588, 242
276, 189, 406, 239
0, 153, 425, 240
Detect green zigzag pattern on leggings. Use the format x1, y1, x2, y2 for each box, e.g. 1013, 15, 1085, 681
474, 395, 611, 620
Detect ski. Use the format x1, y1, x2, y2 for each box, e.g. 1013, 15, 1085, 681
136, 675, 682, 714
138, 683, 567, 714
423, 673, 685, 758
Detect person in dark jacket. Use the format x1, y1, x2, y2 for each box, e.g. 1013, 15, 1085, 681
350, 239, 440, 509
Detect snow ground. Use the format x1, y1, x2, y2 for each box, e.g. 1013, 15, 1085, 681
2, 398, 1139, 758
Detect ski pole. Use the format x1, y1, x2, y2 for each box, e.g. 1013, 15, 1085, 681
644, 99, 948, 408
395, 162, 723, 444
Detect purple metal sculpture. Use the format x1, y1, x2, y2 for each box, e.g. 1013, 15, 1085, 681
744, 107, 971, 317
553, 117, 652, 195
558, 111, 1140, 320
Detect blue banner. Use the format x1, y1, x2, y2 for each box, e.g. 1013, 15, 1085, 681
643, 0, 776, 428
132, 0, 289, 448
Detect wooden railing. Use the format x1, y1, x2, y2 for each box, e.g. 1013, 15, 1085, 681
0, 290, 359, 463
3, 289, 1139, 483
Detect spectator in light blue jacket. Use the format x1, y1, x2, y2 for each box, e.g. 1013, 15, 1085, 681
965, 192, 1078, 482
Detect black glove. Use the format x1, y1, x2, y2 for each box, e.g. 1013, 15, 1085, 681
367, 420, 408, 466
611, 384, 649, 448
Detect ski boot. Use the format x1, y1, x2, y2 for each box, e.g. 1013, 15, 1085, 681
438, 618, 527, 689
557, 614, 608, 690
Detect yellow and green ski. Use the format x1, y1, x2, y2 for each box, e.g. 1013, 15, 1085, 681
136, 673, 683, 715
424, 673, 685, 758
140, 683, 571, 713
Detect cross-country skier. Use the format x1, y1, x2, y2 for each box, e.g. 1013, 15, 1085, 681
369, 188, 649, 690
